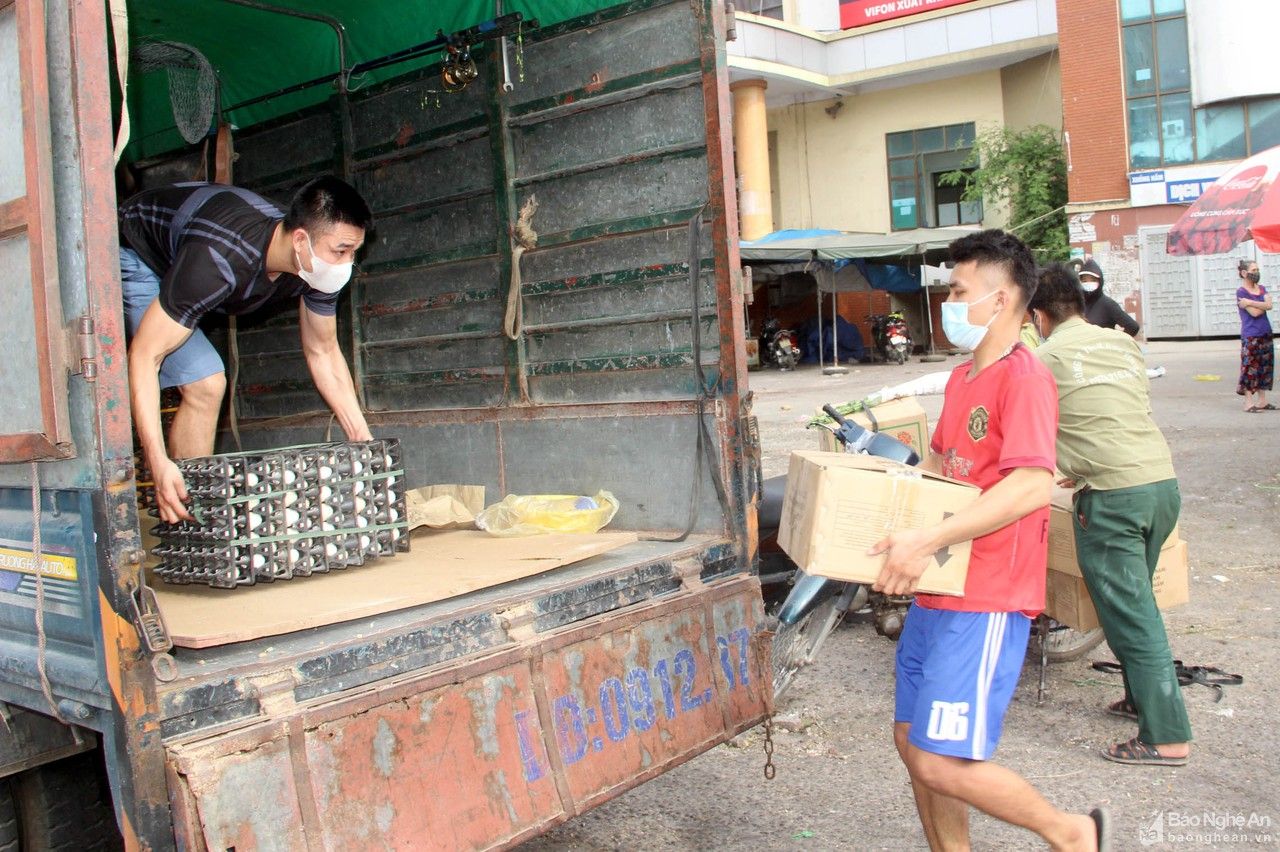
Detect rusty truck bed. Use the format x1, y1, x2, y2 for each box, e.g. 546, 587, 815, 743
154, 535, 769, 849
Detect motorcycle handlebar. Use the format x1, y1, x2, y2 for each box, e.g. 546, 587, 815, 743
821, 404, 849, 427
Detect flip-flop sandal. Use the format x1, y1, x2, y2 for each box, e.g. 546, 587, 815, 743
1103, 737, 1188, 766
1090, 807, 1113, 852
1246, 406, 1264, 412
1262, 403, 1278, 410
1106, 698, 1138, 721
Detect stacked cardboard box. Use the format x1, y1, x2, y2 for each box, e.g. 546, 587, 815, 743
1044, 490, 1189, 631
814, 398, 929, 456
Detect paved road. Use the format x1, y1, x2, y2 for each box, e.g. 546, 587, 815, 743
527, 340, 1280, 851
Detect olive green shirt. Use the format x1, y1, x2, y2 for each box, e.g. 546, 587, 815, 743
1035, 317, 1176, 491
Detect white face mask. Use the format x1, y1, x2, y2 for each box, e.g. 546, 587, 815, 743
941, 289, 999, 351
296, 233, 353, 294
1032, 312, 1047, 343
1080, 278, 1100, 293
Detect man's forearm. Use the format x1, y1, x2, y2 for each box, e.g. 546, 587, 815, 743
309, 348, 370, 439
129, 350, 169, 467
918, 468, 1052, 553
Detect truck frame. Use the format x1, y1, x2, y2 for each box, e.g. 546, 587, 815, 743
0, 0, 770, 848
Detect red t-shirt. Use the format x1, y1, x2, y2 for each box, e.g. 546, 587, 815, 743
915, 344, 1058, 615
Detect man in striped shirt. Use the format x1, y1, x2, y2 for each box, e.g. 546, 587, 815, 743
118, 177, 373, 523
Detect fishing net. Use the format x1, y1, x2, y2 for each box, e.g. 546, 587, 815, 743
132, 41, 218, 144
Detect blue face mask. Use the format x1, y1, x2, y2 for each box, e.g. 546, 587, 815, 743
941, 290, 999, 351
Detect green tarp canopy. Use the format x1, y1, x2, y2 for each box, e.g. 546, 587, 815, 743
739, 227, 983, 262
118, 0, 622, 160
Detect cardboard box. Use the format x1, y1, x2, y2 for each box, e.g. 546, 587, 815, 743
815, 397, 929, 456
1047, 492, 1179, 580
1044, 496, 1189, 630
777, 451, 980, 596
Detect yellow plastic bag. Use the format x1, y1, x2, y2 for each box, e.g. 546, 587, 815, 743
475, 491, 620, 537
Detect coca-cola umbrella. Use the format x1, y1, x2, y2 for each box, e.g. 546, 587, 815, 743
1166, 144, 1280, 255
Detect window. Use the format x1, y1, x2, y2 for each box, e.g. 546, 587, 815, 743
885, 123, 980, 230
934, 171, 982, 228
0, 0, 73, 461
1124, 2, 1280, 167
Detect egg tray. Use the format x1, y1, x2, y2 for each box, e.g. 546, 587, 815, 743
151, 439, 409, 588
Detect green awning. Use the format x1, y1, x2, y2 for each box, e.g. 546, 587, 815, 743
119, 0, 622, 160
740, 227, 983, 262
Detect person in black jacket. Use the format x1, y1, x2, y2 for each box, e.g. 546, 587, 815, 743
1078, 258, 1140, 337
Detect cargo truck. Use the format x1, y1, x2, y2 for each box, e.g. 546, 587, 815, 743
0, 0, 769, 847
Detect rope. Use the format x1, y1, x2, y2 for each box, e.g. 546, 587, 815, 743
1008, 204, 1067, 236
108, 0, 130, 163
30, 462, 67, 723
504, 194, 539, 341
228, 315, 243, 451
641, 204, 734, 544
504, 195, 538, 404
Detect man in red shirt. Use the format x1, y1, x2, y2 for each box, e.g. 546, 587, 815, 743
870, 230, 1108, 851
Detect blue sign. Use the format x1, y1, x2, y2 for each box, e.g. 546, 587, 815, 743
1129, 170, 1166, 185
1167, 178, 1217, 204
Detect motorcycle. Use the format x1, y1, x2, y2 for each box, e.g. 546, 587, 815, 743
760, 404, 919, 698
869, 311, 913, 365
760, 404, 1105, 697
760, 317, 800, 371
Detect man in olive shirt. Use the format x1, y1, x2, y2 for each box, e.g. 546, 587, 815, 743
1029, 263, 1190, 767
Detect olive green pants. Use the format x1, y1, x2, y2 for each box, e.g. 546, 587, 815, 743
1073, 479, 1191, 745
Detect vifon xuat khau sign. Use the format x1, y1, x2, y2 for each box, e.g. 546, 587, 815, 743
840, 0, 979, 29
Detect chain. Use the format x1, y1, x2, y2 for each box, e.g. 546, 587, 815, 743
761, 712, 776, 780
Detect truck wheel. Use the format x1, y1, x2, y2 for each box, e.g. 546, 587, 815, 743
0, 778, 18, 852
771, 596, 844, 700
9, 751, 122, 852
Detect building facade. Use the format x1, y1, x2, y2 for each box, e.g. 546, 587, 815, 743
1058, 0, 1280, 337
727, 0, 1063, 350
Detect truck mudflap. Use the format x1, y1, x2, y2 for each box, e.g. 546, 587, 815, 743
163, 575, 770, 851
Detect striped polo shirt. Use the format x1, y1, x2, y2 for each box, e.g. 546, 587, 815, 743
118, 182, 340, 329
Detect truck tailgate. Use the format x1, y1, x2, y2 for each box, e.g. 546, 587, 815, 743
162, 568, 768, 850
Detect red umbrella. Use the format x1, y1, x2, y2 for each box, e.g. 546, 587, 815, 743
1166, 144, 1280, 255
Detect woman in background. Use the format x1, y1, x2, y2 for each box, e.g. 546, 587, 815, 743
1236, 259, 1274, 412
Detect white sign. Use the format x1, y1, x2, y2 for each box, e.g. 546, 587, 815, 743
1129, 162, 1234, 208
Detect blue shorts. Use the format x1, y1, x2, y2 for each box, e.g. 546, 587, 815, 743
894, 603, 1030, 761
120, 247, 224, 389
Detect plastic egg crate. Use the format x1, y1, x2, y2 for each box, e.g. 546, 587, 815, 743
152, 439, 409, 588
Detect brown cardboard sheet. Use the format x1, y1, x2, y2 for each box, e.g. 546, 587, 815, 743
152, 529, 639, 649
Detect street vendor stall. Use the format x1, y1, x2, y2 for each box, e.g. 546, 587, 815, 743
740, 226, 980, 362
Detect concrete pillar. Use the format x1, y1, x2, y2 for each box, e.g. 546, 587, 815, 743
730, 79, 774, 241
